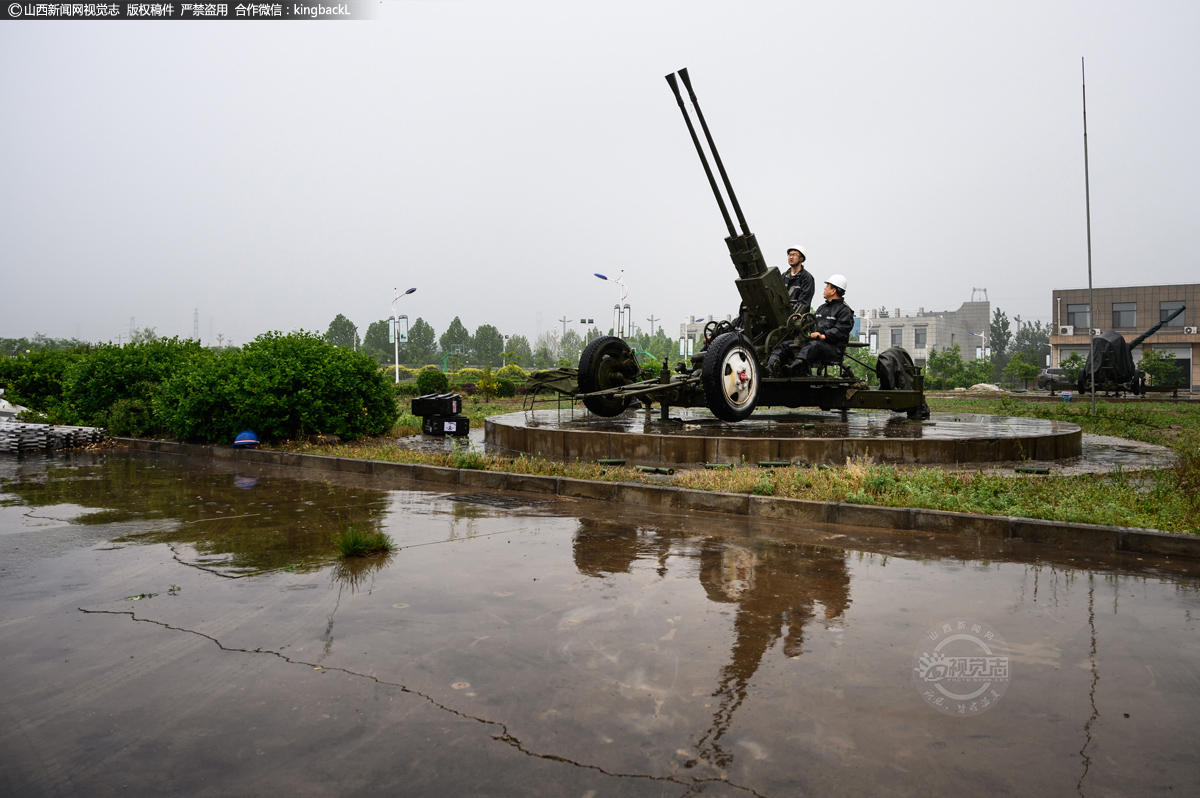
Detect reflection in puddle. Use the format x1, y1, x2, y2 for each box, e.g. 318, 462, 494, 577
0, 453, 391, 574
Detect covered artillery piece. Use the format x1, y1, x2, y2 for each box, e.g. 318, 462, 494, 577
1075, 305, 1186, 396
537, 68, 929, 423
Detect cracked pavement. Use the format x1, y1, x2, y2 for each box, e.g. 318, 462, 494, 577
3, 451, 1200, 796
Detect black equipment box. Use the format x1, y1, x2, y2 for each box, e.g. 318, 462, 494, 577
422, 415, 469, 437
411, 393, 462, 417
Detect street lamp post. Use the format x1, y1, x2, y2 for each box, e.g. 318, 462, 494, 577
966, 330, 989, 360
392, 287, 417, 384
594, 271, 629, 337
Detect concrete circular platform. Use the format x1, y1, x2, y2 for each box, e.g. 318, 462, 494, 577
484, 407, 1083, 466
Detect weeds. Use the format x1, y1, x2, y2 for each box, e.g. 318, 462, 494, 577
333, 526, 394, 558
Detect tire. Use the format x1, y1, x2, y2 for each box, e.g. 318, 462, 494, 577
906, 402, 931, 420
578, 336, 636, 417
700, 332, 760, 422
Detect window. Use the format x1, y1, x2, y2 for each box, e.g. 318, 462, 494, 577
914, 327, 927, 348
1067, 304, 1090, 329
1161, 301, 1185, 327
1112, 302, 1136, 329
891, 328, 903, 347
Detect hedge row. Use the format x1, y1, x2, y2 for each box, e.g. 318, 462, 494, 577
0, 332, 397, 443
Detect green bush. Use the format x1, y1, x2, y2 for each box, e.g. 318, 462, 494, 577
104, 398, 158, 438
156, 331, 397, 443
383, 365, 419, 382
452, 367, 485, 383
497, 364, 526, 381
0, 348, 82, 420
416, 369, 450, 394
496, 377, 516, 398
66, 338, 207, 428
394, 383, 421, 398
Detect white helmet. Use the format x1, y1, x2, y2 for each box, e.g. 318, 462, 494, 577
825, 274, 848, 292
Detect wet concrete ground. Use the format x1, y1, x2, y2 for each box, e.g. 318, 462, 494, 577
2, 452, 1199, 797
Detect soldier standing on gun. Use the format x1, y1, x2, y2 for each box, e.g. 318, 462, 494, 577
783, 247, 814, 315
766, 274, 853, 376
733, 247, 813, 335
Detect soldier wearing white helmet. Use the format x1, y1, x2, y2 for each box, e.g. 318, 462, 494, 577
765, 274, 854, 376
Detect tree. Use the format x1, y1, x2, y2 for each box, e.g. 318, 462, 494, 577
1012, 320, 1051, 374
532, 330, 560, 369
963, 354, 994, 386
1059, 352, 1086, 384
926, 344, 966, 389
325, 314, 359, 350
989, 308, 1013, 381
439, 316, 471, 359
130, 326, 159, 344
1, 334, 90, 357
505, 334, 532, 367
405, 318, 438, 365
1003, 351, 1039, 389
559, 329, 583, 365
472, 324, 504, 367
1139, 349, 1182, 387
361, 319, 394, 366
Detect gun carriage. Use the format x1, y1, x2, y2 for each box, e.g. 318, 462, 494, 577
542, 69, 929, 423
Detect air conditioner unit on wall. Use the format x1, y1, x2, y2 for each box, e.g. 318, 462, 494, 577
1091, 329, 1103, 336
1184, 326, 1198, 335
1058, 326, 1074, 336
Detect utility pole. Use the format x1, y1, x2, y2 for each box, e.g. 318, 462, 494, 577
646, 315, 659, 336
193, 308, 199, 341
1082, 57, 1097, 414
559, 316, 573, 337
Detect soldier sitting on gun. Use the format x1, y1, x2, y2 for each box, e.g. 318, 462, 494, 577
764, 274, 853, 377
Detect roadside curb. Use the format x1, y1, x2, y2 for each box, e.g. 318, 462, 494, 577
114, 437, 1200, 561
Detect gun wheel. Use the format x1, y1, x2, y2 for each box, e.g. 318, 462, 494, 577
578, 336, 636, 417
701, 332, 760, 422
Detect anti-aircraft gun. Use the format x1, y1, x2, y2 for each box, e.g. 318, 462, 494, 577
1076, 304, 1186, 395
536, 69, 928, 422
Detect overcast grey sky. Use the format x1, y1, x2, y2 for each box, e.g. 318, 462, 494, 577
2, 1, 1197, 347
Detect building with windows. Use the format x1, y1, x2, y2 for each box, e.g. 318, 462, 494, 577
1049, 283, 1199, 389
860, 301, 991, 368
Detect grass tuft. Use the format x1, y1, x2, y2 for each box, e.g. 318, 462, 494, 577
333, 526, 395, 558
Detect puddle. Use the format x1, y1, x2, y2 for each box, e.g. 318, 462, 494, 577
1, 451, 1199, 796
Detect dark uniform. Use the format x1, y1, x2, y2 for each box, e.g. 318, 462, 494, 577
767, 296, 854, 376
782, 266, 815, 315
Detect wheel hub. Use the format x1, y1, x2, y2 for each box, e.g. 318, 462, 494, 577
721, 349, 755, 407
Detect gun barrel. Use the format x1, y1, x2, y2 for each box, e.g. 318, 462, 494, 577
677, 68, 750, 236
666, 72, 736, 238
1127, 304, 1186, 349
